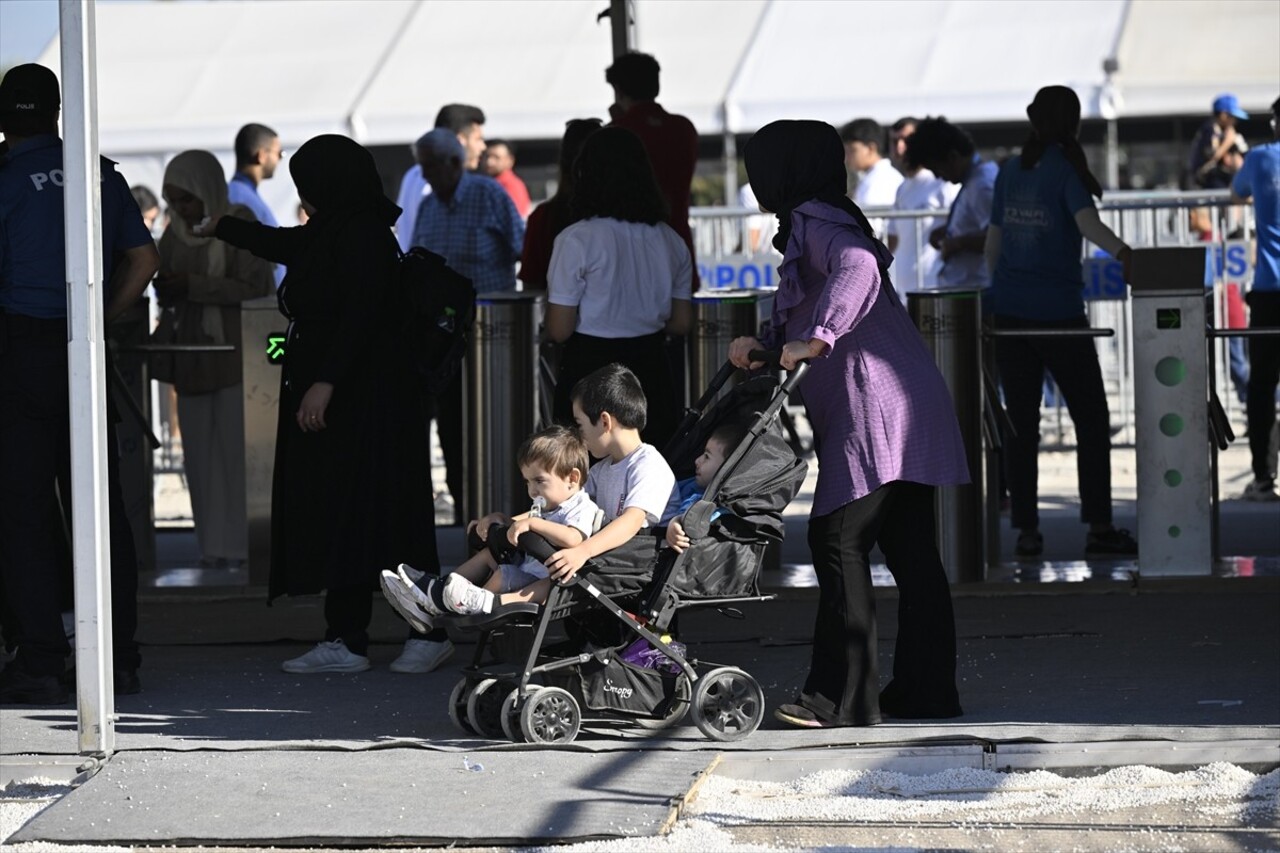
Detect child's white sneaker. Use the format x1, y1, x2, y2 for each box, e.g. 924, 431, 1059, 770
443, 573, 495, 615
398, 566, 445, 616
380, 570, 435, 634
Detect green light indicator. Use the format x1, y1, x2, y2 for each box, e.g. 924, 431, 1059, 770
1155, 357, 1186, 387
1159, 414, 1184, 437
1164, 470, 1183, 487
1168, 525, 1181, 538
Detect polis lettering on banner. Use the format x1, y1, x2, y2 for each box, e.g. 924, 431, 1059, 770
696, 255, 778, 291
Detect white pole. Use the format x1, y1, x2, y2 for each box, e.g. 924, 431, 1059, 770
59, 0, 116, 756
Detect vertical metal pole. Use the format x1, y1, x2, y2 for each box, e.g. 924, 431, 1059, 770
60, 0, 115, 755
722, 122, 737, 208
1105, 119, 1120, 190
610, 0, 633, 57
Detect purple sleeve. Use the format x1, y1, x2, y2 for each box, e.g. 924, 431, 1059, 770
801, 246, 880, 351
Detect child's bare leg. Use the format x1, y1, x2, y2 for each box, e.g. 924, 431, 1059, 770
452, 551, 498, 586
497, 578, 552, 607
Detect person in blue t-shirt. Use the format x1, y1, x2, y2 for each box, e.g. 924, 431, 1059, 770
0, 64, 160, 704
228, 123, 285, 287
1231, 96, 1280, 502
983, 85, 1137, 559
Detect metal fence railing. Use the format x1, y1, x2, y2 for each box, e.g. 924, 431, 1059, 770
690, 189, 1257, 448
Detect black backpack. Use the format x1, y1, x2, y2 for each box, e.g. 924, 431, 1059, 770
394, 247, 476, 394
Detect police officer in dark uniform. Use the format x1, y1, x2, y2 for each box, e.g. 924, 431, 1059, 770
0, 64, 159, 704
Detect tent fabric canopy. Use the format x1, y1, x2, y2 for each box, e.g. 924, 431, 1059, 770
36, 0, 1280, 155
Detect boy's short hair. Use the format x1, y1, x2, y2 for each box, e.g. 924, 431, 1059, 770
572, 363, 648, 431
708, 422, 747, 451
517, 425, 589, 480
605, 52, 661, 101
904, 116, 975, 163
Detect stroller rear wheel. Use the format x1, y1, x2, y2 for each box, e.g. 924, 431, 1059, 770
500, 685, 540, 743
691, 667, 764, 742
519, 686, 582, 744
633, 674, 691, 730
467, 678, 516, 739
448, 677, 478, 735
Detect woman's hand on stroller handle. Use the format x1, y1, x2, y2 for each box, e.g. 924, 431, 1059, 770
730, 335, 824, 371
729, 336, 766, 369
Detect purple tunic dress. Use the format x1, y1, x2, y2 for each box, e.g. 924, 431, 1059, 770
764, 200, 969, 518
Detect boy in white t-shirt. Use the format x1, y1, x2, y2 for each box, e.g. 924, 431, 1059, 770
550, 363, 677, 582
380, 425, 599, 627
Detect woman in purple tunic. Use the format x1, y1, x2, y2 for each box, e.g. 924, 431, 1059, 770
729, 120, 969, 726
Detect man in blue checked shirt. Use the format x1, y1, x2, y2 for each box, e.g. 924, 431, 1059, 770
411, 128, 524, 523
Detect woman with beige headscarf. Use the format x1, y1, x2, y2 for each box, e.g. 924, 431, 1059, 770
157, 150, 273, 570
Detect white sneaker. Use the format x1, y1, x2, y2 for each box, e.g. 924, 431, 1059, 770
443, 573, 495, 615
380, 570, 435, 634
397, 566, 444, 616
1241, 478, 1279, 502
389, 639, 455, 674
397, 562, 427, 584
281, 640, 370, 674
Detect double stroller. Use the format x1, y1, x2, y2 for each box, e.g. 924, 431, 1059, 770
445, 357, 808, 745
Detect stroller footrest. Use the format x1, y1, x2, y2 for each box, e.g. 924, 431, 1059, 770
446, 602, 541, 628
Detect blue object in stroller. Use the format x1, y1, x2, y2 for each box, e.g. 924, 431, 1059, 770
445, 352, 808, 744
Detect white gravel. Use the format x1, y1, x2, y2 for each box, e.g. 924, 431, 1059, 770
3, 764, 1276, 853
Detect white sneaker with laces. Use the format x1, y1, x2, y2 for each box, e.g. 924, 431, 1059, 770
1241, 478, 1279, 502
281, 640, 370, 674
397, 562, 426, 584
380, 570, 435, 634
398, 566, 444, 616
389, 639, 455, 674
443, 573, 495, 615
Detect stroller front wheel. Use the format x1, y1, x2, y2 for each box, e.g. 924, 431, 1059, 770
691, 667, 764, 742
520, 686, 582, 745
448, 677, 478, 735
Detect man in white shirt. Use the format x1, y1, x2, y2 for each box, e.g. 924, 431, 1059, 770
840, 118, 903, 242
886, 117, 957, 297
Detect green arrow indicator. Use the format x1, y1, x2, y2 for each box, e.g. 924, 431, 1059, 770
266, 334, 286, 363
1156, 309, 1181, 330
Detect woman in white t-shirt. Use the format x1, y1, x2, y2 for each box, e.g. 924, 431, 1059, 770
545, 127, 693, 448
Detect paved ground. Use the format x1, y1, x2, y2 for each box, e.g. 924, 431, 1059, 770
2, 420, 1277, 850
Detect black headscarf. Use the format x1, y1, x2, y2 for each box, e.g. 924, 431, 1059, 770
743, 120, 884, 255
1021, 86, 1104, 198
289, 134, 400, 225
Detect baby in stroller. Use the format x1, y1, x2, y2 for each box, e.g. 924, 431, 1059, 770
663, 422, 745, 553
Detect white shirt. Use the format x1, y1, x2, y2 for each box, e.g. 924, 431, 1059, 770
394, 166, 432, 252
513, 489, 601, 579
853, 158, 904, 241
548, 218, 693, 338
889, 169, 958, 296
585, 443, 676, 526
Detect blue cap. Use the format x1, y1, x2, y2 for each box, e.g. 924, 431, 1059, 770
1212, 94, 1249, 120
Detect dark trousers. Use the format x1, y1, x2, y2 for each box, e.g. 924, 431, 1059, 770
801, 482, 959, 725
1246, 291, 1280, 481
430, 369, 464, 520
992, 314, 1113, 530
0, 312, 139, 677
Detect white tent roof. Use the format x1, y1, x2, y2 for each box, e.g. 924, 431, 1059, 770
35, 0, 1280, 155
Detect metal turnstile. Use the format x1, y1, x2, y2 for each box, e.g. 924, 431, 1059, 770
241, 296, 285, 585
908, 289, 984, 584
464, 291, 543, 523
687, 290, 771, 405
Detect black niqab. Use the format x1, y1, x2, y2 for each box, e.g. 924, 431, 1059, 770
743, 120, 883, 254
289, 134, 400, 225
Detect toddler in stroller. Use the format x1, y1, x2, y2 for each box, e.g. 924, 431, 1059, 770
380, 425, 602, 631
438, 359, 810, 745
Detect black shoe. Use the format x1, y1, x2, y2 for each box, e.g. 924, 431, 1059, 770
115, 669, 142, 695
0, 667, 70, 705
879, 683, 963, 720
1086, 527, 1138, 555
1014, 529, 1043, 557
59, 667, 143, 695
